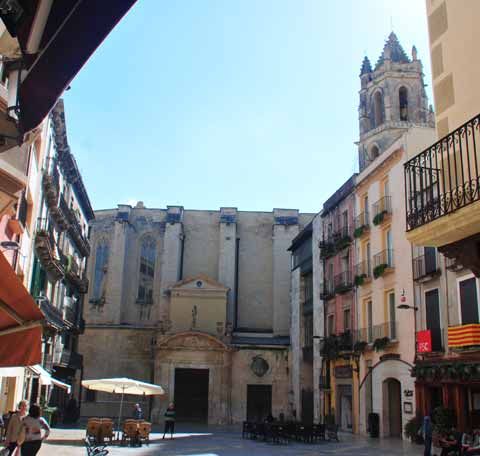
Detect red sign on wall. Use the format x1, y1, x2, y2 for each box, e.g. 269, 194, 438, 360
417, 330, 432, 353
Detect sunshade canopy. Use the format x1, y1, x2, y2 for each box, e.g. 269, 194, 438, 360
28, 364, 71, 393
0, 251, 43, 367
0, 0, 137, 134
82, 378, 165, 396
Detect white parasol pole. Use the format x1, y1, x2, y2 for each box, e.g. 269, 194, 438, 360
117, 386, 125, 438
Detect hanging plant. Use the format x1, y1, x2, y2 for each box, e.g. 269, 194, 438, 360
354, 274, 367, 287
373, 263, 388, 279
336, 235, 352, 252
354, 226, 365, 238
373, 337, 390, 352
353, 341, 368, 354
373, 210, 388, 226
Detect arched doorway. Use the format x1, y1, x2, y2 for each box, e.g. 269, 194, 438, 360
383, 378, 402, 437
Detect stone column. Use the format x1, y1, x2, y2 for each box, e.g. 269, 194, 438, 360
158, 206, 184, 324
107, 205, 130, 324
273, 209, 299, 335
218, 207, 237, 327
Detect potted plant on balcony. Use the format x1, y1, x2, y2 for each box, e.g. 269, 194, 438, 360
354, 225, 366, 239
373, 210, 388, 226
373, 337, 390, 352
373, 263, 388, 279
354, 274, 367, 287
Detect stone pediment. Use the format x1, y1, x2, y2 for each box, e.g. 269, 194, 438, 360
157, 331, 230, 351
171, 274, 229, 292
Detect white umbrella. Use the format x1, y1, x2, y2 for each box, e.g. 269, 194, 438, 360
82, 377, 165, 434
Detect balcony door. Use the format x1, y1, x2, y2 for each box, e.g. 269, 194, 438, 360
424, 247, 437, 275
459, 277, 479, 324
386, 229, 393, 266
425, 289, 442, 351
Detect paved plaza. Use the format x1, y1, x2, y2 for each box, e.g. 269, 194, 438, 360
36, 426, 425, 455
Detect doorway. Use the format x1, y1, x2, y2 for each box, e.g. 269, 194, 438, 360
301, 389, 313, 424
247, 385, 272, 422
383, 378, 402, 437
174, 368, 209, 422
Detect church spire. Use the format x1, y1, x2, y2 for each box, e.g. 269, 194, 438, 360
375, 31, 410, 69
360, 56, 372, 76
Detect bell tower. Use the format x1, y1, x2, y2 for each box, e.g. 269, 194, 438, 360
358, 32, 434, 171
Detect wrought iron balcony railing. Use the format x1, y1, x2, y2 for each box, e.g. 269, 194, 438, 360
373, 249, 394, 277
354, 212, 370, 237
412, 250, 440, 281
354, 261, 372, 285
354, 322, 399, 344
66, 207, 90, 257
372, 196, 392, 225
42, 157, 60, 207
404, 112, 480, 231
55, 350, 83, 371
35, 218, 64, 282
320, 280, 335, 300
334, 270, 353, 293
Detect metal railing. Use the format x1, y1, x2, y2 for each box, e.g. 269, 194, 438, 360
412, 253, 439, 280
66, 207, 90, 257
373, 249, 394, 269
373, 195, 392, 217
334, 270, 353, 292
354, 211, 370, 230
355, 260, 372, 279
354, 322, 398, 344
320, 280, 335, 300
405, 112, 480, 231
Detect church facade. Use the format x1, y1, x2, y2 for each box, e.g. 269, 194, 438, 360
79, 204, 313, 424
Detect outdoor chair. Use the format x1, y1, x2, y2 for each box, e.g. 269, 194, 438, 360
121, 421, 140, 446
312, 423, 326, 441
138, 421, 151, 445
242, 421, 253, 439
270, 423, 288, 444
85, 437, 109, 456
99, 419, 114, 443
326, 423, 340, 442
86, 418, 102, 444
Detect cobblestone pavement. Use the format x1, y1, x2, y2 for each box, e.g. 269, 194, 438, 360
36, 426, 425, 455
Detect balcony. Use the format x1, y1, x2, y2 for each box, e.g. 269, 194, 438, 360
416, 328, 444, 353
7, 191, 28, 235
355, 322, 398, 345
64, 254, 89, 294
445, 257, 464, 272
404, 113, 480, 275
334, 270, 354, 294
372, 196, 392, 226
373, 249, 394, 278
39, 298, 70, 331
49, 193, 70, 232
34, 218, 64, 282
413, 249, 440, 281
320, 280, 335, 301
319, 225, 352, 259
66, 207, 90, 257
354, 260, 372, 286
42, 158, 60, 208
55, 350, 83, 371
354, 211, 370, 238
448, 324, 480, 349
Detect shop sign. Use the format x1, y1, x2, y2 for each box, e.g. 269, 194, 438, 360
417, 330, 432, 353
334, 365, 352, 379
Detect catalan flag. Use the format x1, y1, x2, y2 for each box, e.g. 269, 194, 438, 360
448, 324, 480, 348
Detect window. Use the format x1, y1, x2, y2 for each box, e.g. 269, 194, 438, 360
424, 247, 437, 275
304, 314, 313, 348
388, 292, 396, 340
343, 308, 351, 332
366, 242, 371, 276
367, 300, 373, 343
425, 288, 442, 351
342, 210, 349, 236
137, 237, 156, 319
364, 195, 369, 222
374, 91, 384, 126
328, 314, 335, 336
303, 273, 313, 304
459, 277, 479, 325
386, 229, 393, 267
92, 242, 109, 303
383, 179, 390, 198
399, 87, 408, 121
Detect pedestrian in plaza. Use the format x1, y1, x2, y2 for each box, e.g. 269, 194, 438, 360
19, 404, 50, 456
162, 402, 176, 440
421, 414, 433, 456
4, 400, 27, 456
133, 403, 143, 420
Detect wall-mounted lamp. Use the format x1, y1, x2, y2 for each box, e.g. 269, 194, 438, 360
0, 240, 20, 251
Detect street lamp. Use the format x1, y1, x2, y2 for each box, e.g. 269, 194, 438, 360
397, 304, 418, 311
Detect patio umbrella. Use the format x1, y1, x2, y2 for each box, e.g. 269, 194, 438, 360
82, 377, 165, 433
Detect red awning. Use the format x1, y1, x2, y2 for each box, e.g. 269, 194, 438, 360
6, 0, 137, 133
0, 251, 43, 367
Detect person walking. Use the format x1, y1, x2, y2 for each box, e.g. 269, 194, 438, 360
421, 415, 433, 456
4, 400, 27, 456
20, 404, 50, 456
162, 403, 175, 440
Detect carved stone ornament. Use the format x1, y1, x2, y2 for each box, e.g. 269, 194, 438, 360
250, 356, 269, 377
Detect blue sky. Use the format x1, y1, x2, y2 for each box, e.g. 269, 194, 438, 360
64, 0, 432, 213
